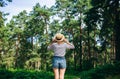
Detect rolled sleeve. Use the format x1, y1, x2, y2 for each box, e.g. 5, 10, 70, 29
66, 43, 75, 49
47, 44, 54, 50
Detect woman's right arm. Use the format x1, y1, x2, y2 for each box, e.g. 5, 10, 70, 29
47, 38, 56, 50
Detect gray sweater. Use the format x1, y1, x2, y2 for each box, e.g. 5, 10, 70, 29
47, 43, 75, 57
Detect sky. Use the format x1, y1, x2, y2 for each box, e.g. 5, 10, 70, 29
0, 0, 56, 22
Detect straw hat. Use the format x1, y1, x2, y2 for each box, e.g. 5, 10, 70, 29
54, 33, 65, 42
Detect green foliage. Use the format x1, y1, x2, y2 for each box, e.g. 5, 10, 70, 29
0, 69, 13, 79
0, 0, 12, 7
82, 59, 93, 70
80, 62, 120, 79
105, 74, 120, 79
0, 69, 54, 79
0, 69, 80, 79
0, 0, 119, 75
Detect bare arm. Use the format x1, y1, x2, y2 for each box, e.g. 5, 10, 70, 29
64, 39, 75, 49
47, 38, 56, 50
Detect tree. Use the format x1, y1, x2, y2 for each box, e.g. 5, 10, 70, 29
51, 0, 92, 70
85, 0, 120, 64
0, 0, 12, 7
0, 0, 12, 68
113, 0, 120, 61
25, 3, 52, 70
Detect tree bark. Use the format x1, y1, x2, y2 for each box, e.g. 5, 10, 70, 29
114, 0, 120, 61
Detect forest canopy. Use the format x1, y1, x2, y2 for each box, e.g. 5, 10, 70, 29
0, 0, 120, 73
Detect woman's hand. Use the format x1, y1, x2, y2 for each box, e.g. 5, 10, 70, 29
52, 38, 56, 42
63, 38, 69, 43
64, 38, 74, 46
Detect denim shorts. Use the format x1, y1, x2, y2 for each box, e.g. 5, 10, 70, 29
52, 56, 66, 69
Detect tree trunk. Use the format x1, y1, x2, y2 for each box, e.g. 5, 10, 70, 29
114, 0, 120, 61
79, 26, 82, 70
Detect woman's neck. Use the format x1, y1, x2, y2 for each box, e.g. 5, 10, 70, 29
57, 41, 64, 44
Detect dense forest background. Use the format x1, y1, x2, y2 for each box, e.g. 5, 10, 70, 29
0, 0, 120, 79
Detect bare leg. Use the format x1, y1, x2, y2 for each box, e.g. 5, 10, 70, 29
59, 68, 66, 79
53, 68, 59, 79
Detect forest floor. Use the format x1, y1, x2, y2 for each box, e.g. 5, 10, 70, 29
65, 70, 80, 79
105, 74, 120, 79
64, 75, 80, 79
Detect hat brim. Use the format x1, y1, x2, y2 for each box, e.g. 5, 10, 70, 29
54, 33, 65, 42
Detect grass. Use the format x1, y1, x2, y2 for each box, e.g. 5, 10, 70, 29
105, 74, 120, 79
65, 74, 80, 79
0, 68, 80, 79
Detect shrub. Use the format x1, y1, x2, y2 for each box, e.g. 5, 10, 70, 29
0, 69, 53, 79
80, 62, 120, 79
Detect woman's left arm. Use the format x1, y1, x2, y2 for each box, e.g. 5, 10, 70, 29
64, 39, 75, 49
